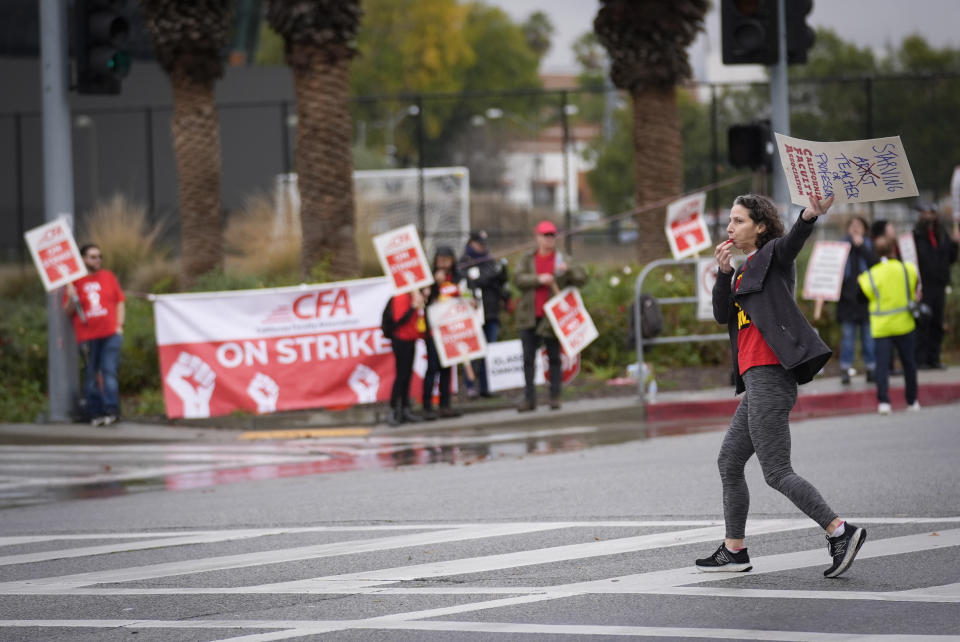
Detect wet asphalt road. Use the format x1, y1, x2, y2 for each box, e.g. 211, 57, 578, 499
0, 403, 958, 640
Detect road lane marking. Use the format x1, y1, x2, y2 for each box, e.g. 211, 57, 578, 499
2, 521, 960, 641
0, 523, 569, 591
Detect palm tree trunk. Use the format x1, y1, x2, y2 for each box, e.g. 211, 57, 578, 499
631, 86, 682, 262
291, 46, 359, 280
170, 70, 223, 284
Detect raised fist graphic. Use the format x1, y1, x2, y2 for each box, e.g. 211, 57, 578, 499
164, 352, 216, 418
348, 363, 380, 403
247, 372, 280, 414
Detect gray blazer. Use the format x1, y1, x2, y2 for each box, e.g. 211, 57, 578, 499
713, 211, 832, 394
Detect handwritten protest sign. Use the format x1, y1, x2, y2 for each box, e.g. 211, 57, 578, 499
24, 218, 88, 291
802, 241, 851, 301
372, 224, 434, 294
543, 287, 599, 357
665, 192, 711, 259
426, 298, 487, 368
774, 134, 918, 206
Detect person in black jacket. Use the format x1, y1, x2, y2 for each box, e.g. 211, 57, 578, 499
837, 216, 878, 384
695, 193, 866, 580
459, 230, 509, 398
912, 202, 960, 369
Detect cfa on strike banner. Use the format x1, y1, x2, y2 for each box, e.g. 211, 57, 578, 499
774, 133, 919, 206
152, 277, 402, 419
24, 218, 87, 291
372, 224, 433, 294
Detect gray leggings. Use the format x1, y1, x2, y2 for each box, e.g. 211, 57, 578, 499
718, 365, 836, 539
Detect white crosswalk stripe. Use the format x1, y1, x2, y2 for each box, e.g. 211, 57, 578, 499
1, 519, 959, 640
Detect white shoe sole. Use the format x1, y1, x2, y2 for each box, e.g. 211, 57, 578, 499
825, 528, 866, 578
696, 563, 752, 573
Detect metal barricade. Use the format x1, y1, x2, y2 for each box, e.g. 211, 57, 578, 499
632, 258, 729, 412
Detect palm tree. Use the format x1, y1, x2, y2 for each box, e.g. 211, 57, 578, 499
594, 0, 708, 262
138, 0, 234, 286
266, 0, 363, 280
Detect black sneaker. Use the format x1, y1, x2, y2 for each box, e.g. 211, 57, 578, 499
695, 543, 752, 572
823, 523, 866, 578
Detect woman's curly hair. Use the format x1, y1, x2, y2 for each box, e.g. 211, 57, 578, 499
733, 194, 784, 249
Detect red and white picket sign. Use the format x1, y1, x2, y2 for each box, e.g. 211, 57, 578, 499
24, 218, 87, 291
802, 240, 851, 301
543, 287, 598, 357
665, 192, 711, 259
372, 224, 434, 294
152, 277, 418, 419
542, 348, 580, 384
426, 298, 487, 368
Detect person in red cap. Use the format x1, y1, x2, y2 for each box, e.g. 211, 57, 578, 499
512, 220, 586, 411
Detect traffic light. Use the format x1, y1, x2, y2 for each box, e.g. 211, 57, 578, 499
728, 122, 772, 171
785, 0, 816, 64
721, 0, 778, 65
721, 0, 816, 65
75, 0, 131, 95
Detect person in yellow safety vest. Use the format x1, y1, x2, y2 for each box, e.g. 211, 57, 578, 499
857, 235, 920, 416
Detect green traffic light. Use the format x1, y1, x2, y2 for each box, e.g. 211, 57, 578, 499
108, 51, 131, 77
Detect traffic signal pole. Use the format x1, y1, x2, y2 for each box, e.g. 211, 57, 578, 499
39, 0, 80, 422
769, 0, 790, 214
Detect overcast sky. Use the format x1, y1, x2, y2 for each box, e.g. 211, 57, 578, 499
485, 0, 960, 80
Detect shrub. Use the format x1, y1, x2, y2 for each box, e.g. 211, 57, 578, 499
118, 298, 161, 394
224, 193, 302, 286
80, 194, 170, 290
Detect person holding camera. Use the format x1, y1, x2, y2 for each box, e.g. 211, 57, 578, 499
857, 234, 921, 416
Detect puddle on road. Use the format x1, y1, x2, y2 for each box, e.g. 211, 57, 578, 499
0, 425, 666, 510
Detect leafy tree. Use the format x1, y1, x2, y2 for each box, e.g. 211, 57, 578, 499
138, 0, 233, 286
266, 0, 363, 279
594, 0, 709, 262
426, 3, 543, 176
521, 10, 554, 60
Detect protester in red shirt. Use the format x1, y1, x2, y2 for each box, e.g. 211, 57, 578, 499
386, 289, 425, 426
697, 194, 866, 580
511, 220, 587, 412
62, 244, 125, 426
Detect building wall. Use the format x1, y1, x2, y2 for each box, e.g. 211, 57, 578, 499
0, 58, 296, 260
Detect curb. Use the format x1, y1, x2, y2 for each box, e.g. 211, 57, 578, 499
645, 382, 960, 423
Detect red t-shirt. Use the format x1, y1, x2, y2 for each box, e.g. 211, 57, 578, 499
734, 257, 779, 375
65, 269, 125, 343
391, 293, 425, 342
534, 252, 555, 317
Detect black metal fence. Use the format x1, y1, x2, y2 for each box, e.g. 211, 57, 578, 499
3, 73, 958, 265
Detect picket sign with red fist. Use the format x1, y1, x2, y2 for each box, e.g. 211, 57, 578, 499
24, 217, 87, 291
372, 224, 434, 294
665, 192, 711, 260
426, 298, 487, 368
542, 287, 598, 357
